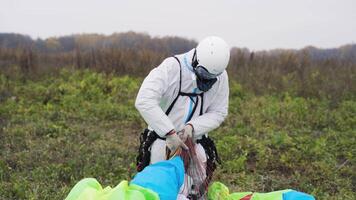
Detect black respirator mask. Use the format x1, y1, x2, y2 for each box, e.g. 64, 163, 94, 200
192, 49, 220, 92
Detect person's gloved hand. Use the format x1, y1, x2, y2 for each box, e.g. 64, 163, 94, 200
178, 124, 194, 142
166, 130, 188, 152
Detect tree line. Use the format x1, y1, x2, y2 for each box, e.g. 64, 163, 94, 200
0, 32, 355, 102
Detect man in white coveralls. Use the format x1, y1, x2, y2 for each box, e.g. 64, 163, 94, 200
135, 36, 230, 198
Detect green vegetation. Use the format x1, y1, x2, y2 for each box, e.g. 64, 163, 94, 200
0, 69, 355, 200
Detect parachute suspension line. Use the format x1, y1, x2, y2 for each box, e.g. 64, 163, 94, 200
178, 138, 210, 200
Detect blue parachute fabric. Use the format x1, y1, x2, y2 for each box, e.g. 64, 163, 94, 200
130, 156, 185, 200
283, 190, 315, 200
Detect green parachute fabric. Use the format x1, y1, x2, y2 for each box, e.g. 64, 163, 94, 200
64, 178, 159, 200
208, 182, 315, 200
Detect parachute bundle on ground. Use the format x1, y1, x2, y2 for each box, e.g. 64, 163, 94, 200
65, 176, 315, 200
65, 139, 315, 200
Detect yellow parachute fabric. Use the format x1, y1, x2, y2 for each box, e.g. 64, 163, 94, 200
65, 178, 159, 200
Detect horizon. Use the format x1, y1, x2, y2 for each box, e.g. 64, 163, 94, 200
1, 31, 355, 52
1, 0, 356, 51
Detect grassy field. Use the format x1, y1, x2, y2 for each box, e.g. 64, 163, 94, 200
0, 69, 355, 199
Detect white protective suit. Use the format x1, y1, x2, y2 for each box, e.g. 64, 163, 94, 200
135, 49, 229, 164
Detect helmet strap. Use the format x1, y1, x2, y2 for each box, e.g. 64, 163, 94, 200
192, 48, 199, 69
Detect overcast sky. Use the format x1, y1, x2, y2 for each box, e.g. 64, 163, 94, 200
1, 0, 355, 50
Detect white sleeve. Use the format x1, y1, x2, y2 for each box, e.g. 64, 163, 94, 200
188, 72, 229, 138
135, 58, 177, 137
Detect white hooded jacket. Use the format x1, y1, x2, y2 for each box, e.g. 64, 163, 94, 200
135, 49, 229, 139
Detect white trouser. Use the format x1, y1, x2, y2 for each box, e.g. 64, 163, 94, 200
150, 139, 207, 164
150, 139, 207, 199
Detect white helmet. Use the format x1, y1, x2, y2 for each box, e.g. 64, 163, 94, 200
195, 36, 230, 75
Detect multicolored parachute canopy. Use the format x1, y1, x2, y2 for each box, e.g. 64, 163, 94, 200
65, 156, 315, 200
